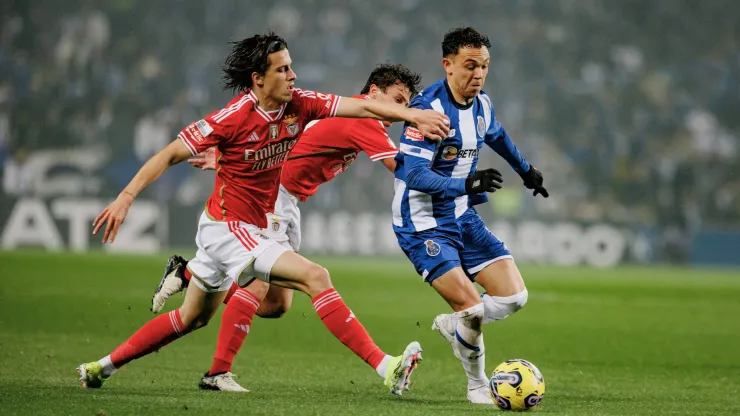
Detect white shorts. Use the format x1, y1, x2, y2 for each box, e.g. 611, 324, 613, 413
261, 184, 301, 252
187, 211, 289, 293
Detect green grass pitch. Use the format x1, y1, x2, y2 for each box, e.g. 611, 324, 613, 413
0, 250, 739, 415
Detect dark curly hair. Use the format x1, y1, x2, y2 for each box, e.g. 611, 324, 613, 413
442, 27, 491, 57
222, 31, 288, 92
360, 63, 422, 98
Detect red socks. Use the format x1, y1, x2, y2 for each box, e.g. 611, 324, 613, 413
312, 288, 386, 369
209, 289, 260, 375
110, 309, 190, 368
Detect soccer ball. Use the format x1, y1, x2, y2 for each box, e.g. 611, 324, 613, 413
489, 359, 546, 411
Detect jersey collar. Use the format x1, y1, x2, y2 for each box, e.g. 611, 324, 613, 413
444, 80, 475, 110
248, 90, 287, 122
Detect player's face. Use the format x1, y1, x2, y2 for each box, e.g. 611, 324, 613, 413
443, 46, 490, 102
369, 82, 411, 127
261, 49, 297, 105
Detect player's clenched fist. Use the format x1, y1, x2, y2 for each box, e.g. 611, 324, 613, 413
411, 109, 450, 141
92, 192, 135, 243
465, 168, 503, 194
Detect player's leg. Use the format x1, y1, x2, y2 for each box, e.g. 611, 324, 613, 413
78, 271, 228, 388
397, 228, 491, 403
457, 211, 528, 323
265, 250, 421, 395
256, 285, 293, 318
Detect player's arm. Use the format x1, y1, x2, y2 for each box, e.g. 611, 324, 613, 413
402, 125, 502, 198
92, 139, 192, 243
485, 119, 548, 198
94, 114, 231, 243
381, 158, 396, 173
335, 97, 449, 141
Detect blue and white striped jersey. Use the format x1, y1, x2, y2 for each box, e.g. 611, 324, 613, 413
392, 79, 530, 233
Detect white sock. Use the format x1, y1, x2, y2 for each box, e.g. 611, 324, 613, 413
98, 355, 118, 378
481, 289, 528, 324
374, 354, 393, 379
452, 303, 487, 390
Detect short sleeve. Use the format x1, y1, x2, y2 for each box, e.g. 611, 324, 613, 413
349, 119, 398, 161
293, 88, 341, 122
178, 94, 251, 155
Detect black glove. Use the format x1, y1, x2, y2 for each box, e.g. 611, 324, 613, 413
465, 168, 503, 194
519, 166, 549, 198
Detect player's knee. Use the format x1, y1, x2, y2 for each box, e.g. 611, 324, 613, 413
303, 265, 332, 294
178, 309, 211, 331
481, 288, 528, 324
256, 299, 291, 319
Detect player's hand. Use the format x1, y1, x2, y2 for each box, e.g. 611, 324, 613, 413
412, 109, 450, 141
519, 165, 549, 198
465, 168, 503, 194
188, 147, 217, 170
92, 192, 134, 243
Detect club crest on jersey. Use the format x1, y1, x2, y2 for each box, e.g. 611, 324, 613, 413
283, 115, 300, 136
269, 124, 279, 140
271, 219, 280, 232
424, 239, 441, 257
441, 146, 458, 160
477, 116, 485, 137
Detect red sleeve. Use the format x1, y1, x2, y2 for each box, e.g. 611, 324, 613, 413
349, 119, 398, 161
292, 88, 341, 122
178, 94, 251, 155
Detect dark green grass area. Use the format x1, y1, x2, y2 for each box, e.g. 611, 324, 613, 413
1, 251, 739, 415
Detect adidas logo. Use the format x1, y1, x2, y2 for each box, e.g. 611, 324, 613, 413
346, 311, 355, 323
234, 324, 250, 333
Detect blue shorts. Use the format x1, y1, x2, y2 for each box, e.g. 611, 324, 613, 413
395, 210, 512, 284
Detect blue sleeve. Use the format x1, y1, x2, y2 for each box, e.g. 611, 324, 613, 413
399, 97, 467, 198
404, 151, 468, 198
484, 119, 530, 174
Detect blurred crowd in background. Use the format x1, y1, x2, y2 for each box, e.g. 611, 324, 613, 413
2, 0, 738, 234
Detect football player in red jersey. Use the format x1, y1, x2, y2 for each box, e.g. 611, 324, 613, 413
150, 64, 421, 391
77, 32, 449, 396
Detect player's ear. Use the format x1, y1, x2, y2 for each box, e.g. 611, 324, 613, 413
252, 71, 264, 88
367, 84, 380, 99
442, 57, 453, 76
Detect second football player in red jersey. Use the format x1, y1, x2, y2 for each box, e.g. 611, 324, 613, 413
77, 32, 449, 396
151, 64, 420, 391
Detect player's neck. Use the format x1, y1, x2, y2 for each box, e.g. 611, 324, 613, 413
445, 79, 475, 108
250, 88, 283, 112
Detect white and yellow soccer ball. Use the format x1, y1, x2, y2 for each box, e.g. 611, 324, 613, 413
489, 359, 546, 411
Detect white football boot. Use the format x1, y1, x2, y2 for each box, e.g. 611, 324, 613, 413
198, 372, 249, 392
431, 313, 461, 360
467, 385, 494, 405
151, 255, 188, 313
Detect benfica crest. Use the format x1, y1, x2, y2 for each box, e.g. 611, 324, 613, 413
283, 114, 300, 136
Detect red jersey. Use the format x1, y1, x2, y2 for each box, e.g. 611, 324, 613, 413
178, 88, 341, 226
280, 95, 399, 201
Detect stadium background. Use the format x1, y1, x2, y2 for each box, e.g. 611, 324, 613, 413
1, 1, 739, 415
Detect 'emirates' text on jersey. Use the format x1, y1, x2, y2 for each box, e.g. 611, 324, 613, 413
178, 88, 340, 227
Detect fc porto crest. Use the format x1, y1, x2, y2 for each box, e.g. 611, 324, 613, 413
283, 114, 300, 136
424, 239, 441, 257
476, 115, 485, 137
272, 219, 280, 232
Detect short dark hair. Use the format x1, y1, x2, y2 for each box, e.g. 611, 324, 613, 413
222, 31, 288, 92
360, 63, 422, 98
442, 27, 491, 57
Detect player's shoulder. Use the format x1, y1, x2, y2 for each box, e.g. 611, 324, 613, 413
208, 91, 255, 126
477, 90, 495, 114
410, 79, 447, 109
